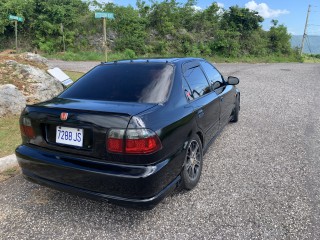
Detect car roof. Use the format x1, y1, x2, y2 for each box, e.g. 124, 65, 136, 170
101, 57, 205, 66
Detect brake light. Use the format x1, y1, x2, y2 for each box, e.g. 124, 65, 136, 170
20, 117, 35, 139
107, 129, 162, 154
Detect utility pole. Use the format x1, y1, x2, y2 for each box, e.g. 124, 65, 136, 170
300, 4, 311, 55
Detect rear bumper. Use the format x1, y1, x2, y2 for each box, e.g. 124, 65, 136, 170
16, 145, 182, 208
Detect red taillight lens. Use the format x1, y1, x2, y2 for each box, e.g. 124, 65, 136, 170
106, 129, 162, 154
107, 138, 123, 153
20, 117, 35, 139
125, 136, 161, 154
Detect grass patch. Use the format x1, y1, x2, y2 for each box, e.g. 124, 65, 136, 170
44, 51, 104, 61
0, 115, 21, 158
302, 55, 320, 63
64, 71, 84, 81
0, 166, 21, 182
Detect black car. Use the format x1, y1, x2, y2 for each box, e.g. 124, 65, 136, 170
16, 58, 240, 208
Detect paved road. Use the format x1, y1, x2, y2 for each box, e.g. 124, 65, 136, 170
1, 62, 320, 239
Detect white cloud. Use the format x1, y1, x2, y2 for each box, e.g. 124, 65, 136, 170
217, 2, 224, 9
245, 1, 289, 18
217, 2, 224, 15
192, 5, 202, 12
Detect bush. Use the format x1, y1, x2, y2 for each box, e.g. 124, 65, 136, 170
123, 49, 136, 59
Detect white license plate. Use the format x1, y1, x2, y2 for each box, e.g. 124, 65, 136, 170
56, 126, 83, 147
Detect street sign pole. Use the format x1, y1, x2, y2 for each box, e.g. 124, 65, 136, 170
14, 20, 18, 51
95, 12, 114, 62
103, 18, 107, 62
9, 15, 24, 51
60, 23, 66, 52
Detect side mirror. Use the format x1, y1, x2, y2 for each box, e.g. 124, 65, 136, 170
212, 81, 222, 90
227, 76, 239, 85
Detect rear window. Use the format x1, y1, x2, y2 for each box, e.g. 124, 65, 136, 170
59, 63, 174, 104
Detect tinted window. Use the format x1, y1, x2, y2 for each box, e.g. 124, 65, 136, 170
60, 64, 174, 104
200, 61, 224, 90
184, 66, 210, 99
182, 78, 193, 101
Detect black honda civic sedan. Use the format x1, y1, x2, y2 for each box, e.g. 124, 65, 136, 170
16, 58, 240, 208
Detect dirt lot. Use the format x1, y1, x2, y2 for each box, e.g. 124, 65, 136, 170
1, 62, 320, 239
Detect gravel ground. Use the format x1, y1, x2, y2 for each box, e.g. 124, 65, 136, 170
1, 62, 320, 239
47, 60, 99, 73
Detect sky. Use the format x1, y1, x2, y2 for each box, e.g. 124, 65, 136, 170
100, 0, 320, 36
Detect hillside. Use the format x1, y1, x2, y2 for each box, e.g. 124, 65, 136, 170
291, 35, 320, 54
0, 1, 299, 61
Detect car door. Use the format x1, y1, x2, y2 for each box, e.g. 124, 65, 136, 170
199, 61, 235, 128
183, 61, 220, 144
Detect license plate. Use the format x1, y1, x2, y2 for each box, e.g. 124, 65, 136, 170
56, 126, 83, 147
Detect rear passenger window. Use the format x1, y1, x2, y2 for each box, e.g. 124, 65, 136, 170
200, 61, 224, 91
184, 66, 211, 100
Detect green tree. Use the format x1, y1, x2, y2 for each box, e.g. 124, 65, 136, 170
101, 3, 147, 54
31, 0, 89, 53
217, 6, 264, 56
268, 19, 291, 54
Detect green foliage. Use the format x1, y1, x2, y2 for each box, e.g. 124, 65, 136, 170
123, 49, 136, 58
0, 0, 300, 62
221, 6, 263, 33
268, 20, 292, 55
310, 54, 320, 59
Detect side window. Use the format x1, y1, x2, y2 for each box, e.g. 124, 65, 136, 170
182, 78, 193, 101
184, 66, 211, 100
200, 61, 224, 92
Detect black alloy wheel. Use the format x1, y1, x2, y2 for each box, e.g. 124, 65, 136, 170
181, 135, 203, 190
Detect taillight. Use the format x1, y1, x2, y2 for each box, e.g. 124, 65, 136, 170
20, 117, 35, 139
107, 129, 162, 154
107, 129, 125, 153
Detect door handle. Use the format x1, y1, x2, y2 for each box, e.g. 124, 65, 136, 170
197, 109, 204, 118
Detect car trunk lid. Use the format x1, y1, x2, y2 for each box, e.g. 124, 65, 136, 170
22, 98, 157, 160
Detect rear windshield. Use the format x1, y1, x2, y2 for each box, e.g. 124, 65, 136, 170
59, 63, 174, 104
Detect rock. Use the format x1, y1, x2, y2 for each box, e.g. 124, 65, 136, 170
165, 34, 174, 41
5, 60, 18, 66
23, 52, 48, 65
0, 84, 26, 117
12, 63, 64, 103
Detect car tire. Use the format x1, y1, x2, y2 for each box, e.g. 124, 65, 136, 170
181, 135, 203, 190
230, 95, 240, 123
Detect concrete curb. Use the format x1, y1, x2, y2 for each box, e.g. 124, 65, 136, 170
0, 154, 18, 173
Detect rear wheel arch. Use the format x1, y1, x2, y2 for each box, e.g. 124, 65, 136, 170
196, 131, 204, 148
